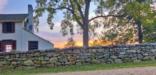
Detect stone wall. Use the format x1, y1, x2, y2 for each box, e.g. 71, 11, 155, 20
1, 44, 156, 68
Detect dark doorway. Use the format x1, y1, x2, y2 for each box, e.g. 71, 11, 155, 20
0, 40, 16, 52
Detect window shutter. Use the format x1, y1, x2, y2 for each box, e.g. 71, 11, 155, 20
12, 40, 16, 50
2, 23, 7, 33
0, 41, 2, 52
11, 22, 15, 33
1, 41, 5, 52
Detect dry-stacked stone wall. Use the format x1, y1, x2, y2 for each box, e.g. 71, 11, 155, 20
0, 44, 156, 68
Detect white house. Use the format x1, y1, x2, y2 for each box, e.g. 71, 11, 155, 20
0, 5, 54, 52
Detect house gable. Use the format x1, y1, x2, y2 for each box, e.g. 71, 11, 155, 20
0, 5, 53, 52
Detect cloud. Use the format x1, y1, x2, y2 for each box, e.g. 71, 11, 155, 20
0, 0, 8, 13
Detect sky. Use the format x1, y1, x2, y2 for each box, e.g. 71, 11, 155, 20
0, 0, 83, 48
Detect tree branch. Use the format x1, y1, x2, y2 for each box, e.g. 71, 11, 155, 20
84, 0, 91, 22
50, 5, 83, 28
74, 0, 85, 19
89, 15, 123, 22
69, 0, 83, 28
53, 6, 72, 12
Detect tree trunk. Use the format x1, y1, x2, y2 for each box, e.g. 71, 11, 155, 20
136, 20, 143, 43
83, 23, 89, 48
82, 0, 91, 48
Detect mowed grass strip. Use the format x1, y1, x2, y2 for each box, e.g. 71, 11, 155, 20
1, 60, 156, 75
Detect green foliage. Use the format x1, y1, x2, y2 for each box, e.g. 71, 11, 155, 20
93, 0, 156, 43
35, 0, 88, 34
122, 0, 156, 42
90, 16, 137, 45
124, 0, 152, 21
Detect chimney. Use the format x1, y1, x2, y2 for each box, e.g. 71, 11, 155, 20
27, 4, 34, 32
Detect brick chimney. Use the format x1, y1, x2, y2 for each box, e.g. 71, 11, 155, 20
27, 4, 34, 32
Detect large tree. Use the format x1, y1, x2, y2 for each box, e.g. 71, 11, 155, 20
34, 0, 122, 48
34, 0, 155, 48
90, 0, 156, 44
105, 0, 156, 43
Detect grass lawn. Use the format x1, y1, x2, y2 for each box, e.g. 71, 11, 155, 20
1, 60, 156, 75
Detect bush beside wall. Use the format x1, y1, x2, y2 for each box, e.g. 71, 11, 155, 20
0, 44, 156, 68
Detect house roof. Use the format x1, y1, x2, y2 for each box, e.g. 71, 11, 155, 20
0, 14, 28, 22
23, 28, 54, 47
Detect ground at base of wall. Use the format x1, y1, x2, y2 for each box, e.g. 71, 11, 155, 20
1, 60, 156, 75
35, 67, 156, 75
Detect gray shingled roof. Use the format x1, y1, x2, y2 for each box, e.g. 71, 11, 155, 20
0, 14, 28, 22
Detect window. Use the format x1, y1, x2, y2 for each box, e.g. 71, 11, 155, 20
28, 41, 38, 50
2, 22, 15, 33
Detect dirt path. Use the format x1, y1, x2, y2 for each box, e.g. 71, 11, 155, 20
35, 67, 156, 75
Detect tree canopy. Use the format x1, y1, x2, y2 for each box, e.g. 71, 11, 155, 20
35, 0, 156, 48
90, 0, 156, 45
103, 0, 156, 43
